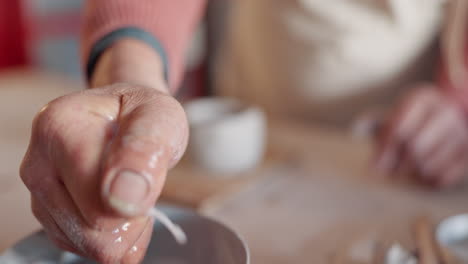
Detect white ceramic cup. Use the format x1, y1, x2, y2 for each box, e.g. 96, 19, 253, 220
184, 97, 266, 174
436, 214, 468, 261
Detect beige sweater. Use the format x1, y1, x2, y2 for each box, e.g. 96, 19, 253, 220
216, 0, 447, 123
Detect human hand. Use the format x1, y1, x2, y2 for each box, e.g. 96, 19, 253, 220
375, 85, 468, 188
20, 40, 188, 263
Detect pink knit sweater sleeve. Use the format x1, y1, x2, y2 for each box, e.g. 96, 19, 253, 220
81, 0, 207, 90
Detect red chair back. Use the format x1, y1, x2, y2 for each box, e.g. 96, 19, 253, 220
0, 0, 28, 69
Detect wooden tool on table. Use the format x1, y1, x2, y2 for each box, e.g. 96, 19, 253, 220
412, 215, 462, 264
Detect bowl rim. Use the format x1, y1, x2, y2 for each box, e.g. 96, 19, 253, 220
3, 204, 250, 264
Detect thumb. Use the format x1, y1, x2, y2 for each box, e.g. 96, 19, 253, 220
101, 88, 188, 217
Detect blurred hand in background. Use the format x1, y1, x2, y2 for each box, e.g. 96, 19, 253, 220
375, 85, 468, 188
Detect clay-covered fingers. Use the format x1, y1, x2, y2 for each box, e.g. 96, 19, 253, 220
30, 197, 80, 255
121, 218, 155, 263
33, 160, 149, 263
47, 93, 119, 222
20, 84, 188, 263
23, 117, 149, 263
376, 86, 439, 174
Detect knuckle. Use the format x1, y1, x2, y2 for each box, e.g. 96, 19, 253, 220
19, 159, 35, 189
19, 157, 45, 193
30, 203, 42, 221
32, 93, 84, 140
32, 99, 65, 142
31, 94, 89, 158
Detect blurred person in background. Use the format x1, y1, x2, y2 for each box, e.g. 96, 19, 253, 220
19, 0, 468, 263
216, 0, 468, 189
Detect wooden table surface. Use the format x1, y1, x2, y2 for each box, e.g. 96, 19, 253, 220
203, 122, 468, 263
1, 70, 468, 263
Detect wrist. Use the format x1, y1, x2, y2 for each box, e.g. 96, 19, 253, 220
91, 38, 169, 94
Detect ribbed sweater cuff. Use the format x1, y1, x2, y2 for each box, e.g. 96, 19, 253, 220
81, 0, 206, 90
86, 27, 169, 84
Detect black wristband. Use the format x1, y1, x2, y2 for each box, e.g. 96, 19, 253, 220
86, 27, 169, 84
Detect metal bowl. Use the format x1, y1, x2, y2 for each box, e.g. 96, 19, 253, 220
436, 213, 468, 261
1, 205, 249, 264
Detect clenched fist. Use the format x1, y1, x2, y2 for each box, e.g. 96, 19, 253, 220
20, 40, 189, 263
